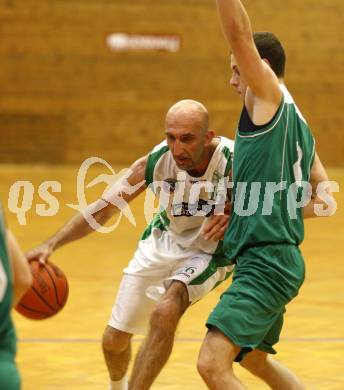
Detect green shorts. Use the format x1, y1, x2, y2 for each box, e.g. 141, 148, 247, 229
0, 351, 20, 390
206, 244, 305, 361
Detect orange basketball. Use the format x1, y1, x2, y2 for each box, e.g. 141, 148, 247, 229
16, 260, 69, 320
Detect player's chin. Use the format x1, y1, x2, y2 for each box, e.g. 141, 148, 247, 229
238, 90, 245, 100
176, 160, 192, 170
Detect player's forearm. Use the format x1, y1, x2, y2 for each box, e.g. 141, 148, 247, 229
47, 200, 117, 251
303, 200, 320, 219
303, 195, 336, 219
216, 0, 252, 45
47, 213, 94, 251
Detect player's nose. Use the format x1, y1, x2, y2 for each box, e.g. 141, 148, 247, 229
172, 139, 183, 157
230, 74, 238, 87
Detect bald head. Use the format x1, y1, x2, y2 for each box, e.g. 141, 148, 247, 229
165, 99, 209, 135
165, 100, 215, 173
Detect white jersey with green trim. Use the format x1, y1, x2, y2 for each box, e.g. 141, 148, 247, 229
144, 136, 234, 254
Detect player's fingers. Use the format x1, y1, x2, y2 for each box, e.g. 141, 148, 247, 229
203, 219, 217, 234
213, 229, 226, 241
25, 249, 38, 261
205, 216, 228, 235
27, 244, 53, 263
210, 223, 228, 241
37, 255, 47, 265
39, 248, 53, 264
217, 217, 229, 228
203, 215, 226, 234
204, 224, 223, 240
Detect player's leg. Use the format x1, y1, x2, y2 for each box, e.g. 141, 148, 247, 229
237, 247, 305, 389
129, 249, 234, 390
102, 326, 132, 390
104, 273, 158, 390
199, 245, 306, 389
240, 311, 304, 390
198, 327, 246, 389
240, 349, 305, 390
129, 280, 190, 390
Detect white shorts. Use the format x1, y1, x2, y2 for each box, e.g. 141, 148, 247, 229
108, 228, 234, 335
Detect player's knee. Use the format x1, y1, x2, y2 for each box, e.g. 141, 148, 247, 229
197, 347, 217, 380
102, 326, 131, 354
149, 282, 189, 330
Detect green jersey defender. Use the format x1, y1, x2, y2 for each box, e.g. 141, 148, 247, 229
0, 206, 20, 390
225, 85, 315, 260
199, 2, 333, 388
207, 86, 315, 361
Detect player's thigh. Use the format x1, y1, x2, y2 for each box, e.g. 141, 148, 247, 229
160, 280, 190, 314
109, 274, 162, 335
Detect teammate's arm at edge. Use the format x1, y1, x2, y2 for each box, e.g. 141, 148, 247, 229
7, 230, 32, 306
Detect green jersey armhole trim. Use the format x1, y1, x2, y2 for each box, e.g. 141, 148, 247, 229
222, 146, 233, 176
145, 145, 169, 186
307, 138, 316, 181
238, 95, 285, 138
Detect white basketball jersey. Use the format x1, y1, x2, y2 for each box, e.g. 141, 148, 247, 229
144, 136, 234, 253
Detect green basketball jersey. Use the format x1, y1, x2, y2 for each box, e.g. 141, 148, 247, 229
0, 205, 16, 358
224, 85, 315, 260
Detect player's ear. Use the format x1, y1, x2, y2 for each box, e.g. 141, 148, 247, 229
205, 129, 215, 145
262, 58, 272, 69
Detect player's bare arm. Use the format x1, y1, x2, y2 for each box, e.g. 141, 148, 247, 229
216, 0, 282, 118
26, 156, 148, 263
7, 230, 32, 305
303, 152, 336, 218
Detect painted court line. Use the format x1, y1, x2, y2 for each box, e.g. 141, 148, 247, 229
18, 337, 344, 343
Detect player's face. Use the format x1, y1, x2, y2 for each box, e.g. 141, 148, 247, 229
166, 125, 206, 171
230, 54, 247, 100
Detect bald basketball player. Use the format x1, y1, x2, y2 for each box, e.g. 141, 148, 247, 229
27, 100, 235, 390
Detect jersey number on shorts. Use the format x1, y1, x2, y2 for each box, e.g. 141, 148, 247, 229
0, 256, 8, 302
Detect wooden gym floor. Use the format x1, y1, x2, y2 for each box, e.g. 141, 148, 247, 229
0, 164, 343, 390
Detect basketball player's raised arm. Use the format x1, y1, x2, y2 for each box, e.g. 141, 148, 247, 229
26, 156, 148, 263
216, 0, 281, 103
303, 153, 337, 219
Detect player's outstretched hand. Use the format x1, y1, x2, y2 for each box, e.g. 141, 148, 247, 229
202, 213, 230, 241
25, 242, 54, 264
